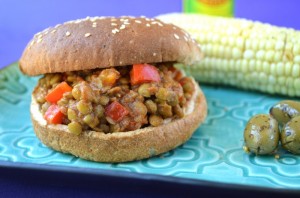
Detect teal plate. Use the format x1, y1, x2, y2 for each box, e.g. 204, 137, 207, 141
1, 63, 300, 190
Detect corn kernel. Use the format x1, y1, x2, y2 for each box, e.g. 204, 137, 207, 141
276, 62, 284, 76
275, 40, 285, 50
232, 48, 242, 59
265, 51, 275, 62
256, 50, 265, 60
293, 45, 300, 55
294, 55, 300, 63
292, 64, 300, 77
286, 77, 293, 87
285, 62, 293, 76
244, 50, 254, 59
262, 61, 270, 74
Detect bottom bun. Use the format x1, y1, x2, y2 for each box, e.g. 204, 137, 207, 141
30, 83, 207, 163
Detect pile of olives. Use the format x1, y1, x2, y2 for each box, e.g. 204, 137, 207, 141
244, 100, 300, 155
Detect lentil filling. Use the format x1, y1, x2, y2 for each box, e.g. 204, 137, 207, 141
34, 63, 195, 134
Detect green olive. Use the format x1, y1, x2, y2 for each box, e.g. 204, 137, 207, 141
244, 114, 279, 155
281, 116, 300, 154
270, 100, 300, 125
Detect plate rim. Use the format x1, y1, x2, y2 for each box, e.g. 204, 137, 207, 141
0, 160, 299, 195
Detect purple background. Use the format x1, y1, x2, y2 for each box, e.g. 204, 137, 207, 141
1, 0, 300, 69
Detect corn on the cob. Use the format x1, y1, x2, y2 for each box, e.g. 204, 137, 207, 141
157, 13, 300, 97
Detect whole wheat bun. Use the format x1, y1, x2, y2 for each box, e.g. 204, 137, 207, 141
31, 80, 207, 162
19, 16, 202, 76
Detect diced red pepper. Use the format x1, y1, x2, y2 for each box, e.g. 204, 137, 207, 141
45, 82, 72, 103
105, 101, 129, 122
44, 104, 64, 124
130, 64, 161, 85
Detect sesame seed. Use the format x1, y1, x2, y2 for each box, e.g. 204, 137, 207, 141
120, 25, 126, 29
146, 23, 150, 27
153, 53, 157, 56
36, 38, 42, 43
135, 20, 142, 23
184, 36, 188, 41
157, 22, 163, 27
51, 29, 57, 33
66, 31, 71, 36
145, 18, 150, 21
111, 23, 117, 26
123, 21, 130, 25
92, 22, 97, 27
112, 28, 119, 34
30, 41, 34, 46
90, 17, 97, 22
85, 33, 91, 37
120, 61, 123, 64
173, 26, 177, 30
37, 34, 43, 39
111, 18, 117, 21
174, 34, 179, 39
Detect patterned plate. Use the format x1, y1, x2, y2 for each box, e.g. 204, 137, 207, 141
0, 63, 299, 189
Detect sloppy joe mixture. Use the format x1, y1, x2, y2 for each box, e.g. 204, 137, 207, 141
34, 63, 195, 134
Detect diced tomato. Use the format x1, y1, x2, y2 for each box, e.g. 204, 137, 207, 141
44, 104, 64, 124
130, 64, 161, 85
45, 82, 72, 103
100, 68, 120, 86
105, 101, 129, 122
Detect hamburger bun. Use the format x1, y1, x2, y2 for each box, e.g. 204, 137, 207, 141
20, 16, 207, 162
20, 16, 202, 76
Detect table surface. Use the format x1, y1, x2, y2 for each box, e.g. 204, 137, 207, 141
1, 0, 300, 197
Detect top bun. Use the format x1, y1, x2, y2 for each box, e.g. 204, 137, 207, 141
19, 16, 202, 76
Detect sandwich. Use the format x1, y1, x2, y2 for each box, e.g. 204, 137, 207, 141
19, 16, 207, 162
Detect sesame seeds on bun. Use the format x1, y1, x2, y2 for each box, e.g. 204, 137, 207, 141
19, 16, 202, 76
